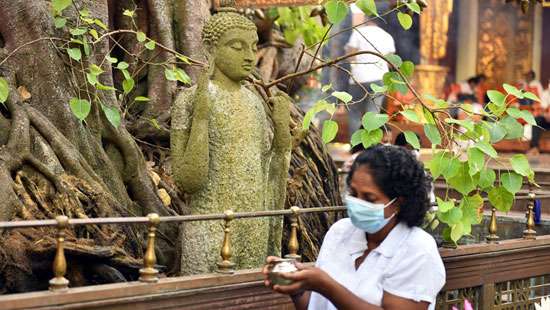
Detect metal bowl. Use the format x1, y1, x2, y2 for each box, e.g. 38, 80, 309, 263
268, 258, 298, 286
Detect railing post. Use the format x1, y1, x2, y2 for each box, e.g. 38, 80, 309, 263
523, 191, 537, 240
49, 215, 69, 292
139, 213, 160, 283
480, 282, 495, 310
486, 207, 499, 243
284, 206, 302, 261
217, 210, 235, 274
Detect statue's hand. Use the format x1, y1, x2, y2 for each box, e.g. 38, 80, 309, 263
194, 56, 215, 117
270, 92, 291, 151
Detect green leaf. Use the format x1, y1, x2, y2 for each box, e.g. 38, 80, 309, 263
69, 98, 91, 121
67, 48, 81, 61
117, 61, 129, 70
332, 91, 352, 103
350, 129, 364, 147
448, 162, 476, 195
324, 0, 348, 24
404, 130, 420, 149
302, 110, 315, 130
487, 102, 506, 116
322, 120, 338, 143
445, 118, 475, 132
400, 109, 420, 123
95, 82, 116, 91
450, 222, 464, 243
134, 96, 150, 102
89, 64, 103, 76
355, 0, 378, 16
89, 29, 99, 40
370, 83, 387, 93
83, 39, 90, 56
510, 154, 532, 177
478, 168, 496, 189
177, 54, 191, 64
0, 77, 9, 104
120, 69, 131, 80
106, 56, 118, 63
149, 118, 160, 129
474, 141, 498, 158
501, 172, 522, 194
94, 19, 108, 30
175, 68, 192, 85
524, 91, 541, 102
122, 77, 135, 94
54, 17, 67, 28
362, 112, 388, 131
52, 0, 71, 15
507, 107, 537, 126
487, 90, 506, 106
136, 31, 146, 42
503, 83, 523, 98
406, 2, 421, 14
70, 27, 87, 36
488, 122, 507, 143
460, 194, 484, 225
164, 68, 177, 81
424, 124, 441, 146
321, 84, 332, 92
386, 54, 403, 68
361, 128, 383, 149
101, 104, 121, 128
488, 187, 514, 212
86, 73, 97, 86
397, 12, 413, 30
123, 9, 135, 17
401, 61, 414, 78
467, 148, 484, 176
501, 116, 524, 139
428, 152, 461, 180
144, 40, 156, 50
438, 207, 462, 225
436, 197, 454, 213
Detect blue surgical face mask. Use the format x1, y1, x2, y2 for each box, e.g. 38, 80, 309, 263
345, 195, 397, 234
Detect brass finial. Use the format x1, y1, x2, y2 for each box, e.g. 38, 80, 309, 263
486, 207, 499, 243
284, 206, 302, 261
49, 215, 69, 291
217, 210, 235, 274
523, 191, 537, 240
139, 213, 160, 283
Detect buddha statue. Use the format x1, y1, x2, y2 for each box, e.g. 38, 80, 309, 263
171, 8, 291, 275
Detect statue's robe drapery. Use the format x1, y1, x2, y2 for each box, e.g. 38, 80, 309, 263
171, 81, 290, 275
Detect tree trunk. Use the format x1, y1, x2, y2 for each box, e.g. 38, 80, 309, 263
0, 0, 341, 293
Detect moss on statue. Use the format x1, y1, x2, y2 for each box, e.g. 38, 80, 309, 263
171, 9, 291, 275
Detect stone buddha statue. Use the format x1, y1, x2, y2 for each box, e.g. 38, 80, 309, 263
171, 8, 291, 275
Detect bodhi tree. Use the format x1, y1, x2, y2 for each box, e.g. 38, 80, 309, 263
0, 0, 340, 292
0, 0, 541, 293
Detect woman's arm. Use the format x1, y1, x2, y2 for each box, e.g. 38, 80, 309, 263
170, 66, 211, 193
273, 267, 430, 310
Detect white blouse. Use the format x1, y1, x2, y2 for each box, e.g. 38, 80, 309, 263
308, 219, 445, 310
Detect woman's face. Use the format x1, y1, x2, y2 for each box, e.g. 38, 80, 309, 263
349, 165, 398, 218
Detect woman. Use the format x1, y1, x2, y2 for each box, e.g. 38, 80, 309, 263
264, 144, 445, 309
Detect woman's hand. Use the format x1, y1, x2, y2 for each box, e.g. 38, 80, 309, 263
262, 256, 329, 296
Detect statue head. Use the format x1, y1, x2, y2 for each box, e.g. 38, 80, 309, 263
202, 10, 258, 82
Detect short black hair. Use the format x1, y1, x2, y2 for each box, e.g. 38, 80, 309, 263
346, 144, 430, 227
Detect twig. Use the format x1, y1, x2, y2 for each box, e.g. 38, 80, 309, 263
0, 37, 69, 67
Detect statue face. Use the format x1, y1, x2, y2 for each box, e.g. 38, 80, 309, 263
213, 28, 258, 82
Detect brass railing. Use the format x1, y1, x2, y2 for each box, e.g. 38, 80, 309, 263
0, 192, 549, 293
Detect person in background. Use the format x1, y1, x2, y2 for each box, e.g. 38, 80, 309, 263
528, 108, 550, 155
345, 4, 396, 134
264, 145, 445, 310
